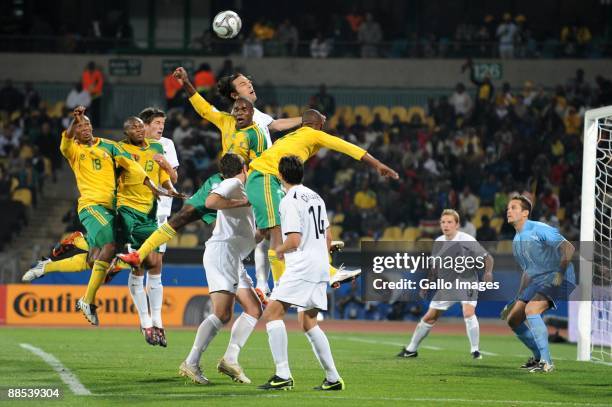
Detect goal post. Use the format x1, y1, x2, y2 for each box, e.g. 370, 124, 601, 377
577, 105, 612, 362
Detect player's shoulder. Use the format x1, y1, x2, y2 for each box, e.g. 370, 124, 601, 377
159, 137, 176, 148
456, 231, 477, 241
253, 108, 273, 123
148, 140, 165, 154
434, 235, 446, 242
529, 220, 557, 233
98, 138, 122, 153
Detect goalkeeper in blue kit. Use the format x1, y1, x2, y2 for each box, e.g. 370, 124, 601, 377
504, 195, 576, 373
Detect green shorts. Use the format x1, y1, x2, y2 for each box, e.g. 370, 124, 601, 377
116, 206, 159, 251
246, 170, 284, 229
78, 205, 116, 249
185, 172, 223, 225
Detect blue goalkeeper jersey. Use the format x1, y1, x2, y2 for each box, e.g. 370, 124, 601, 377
512, 220, 575, 285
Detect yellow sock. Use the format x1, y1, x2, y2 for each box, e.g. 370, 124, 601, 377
44, 253, 89, 273
329, 264, 338, 278
137, 223, 176, 261
73, 235, 89, 251
83, 260, 108, 304
268, 249, 286, 283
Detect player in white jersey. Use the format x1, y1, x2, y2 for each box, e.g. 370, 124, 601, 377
179, 153, 263, 385
258, 155, 344, 391
217, 73, 303, 296
398, 209, 494, 359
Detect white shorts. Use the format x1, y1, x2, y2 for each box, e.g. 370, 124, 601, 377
270, 276, 328, 311
429, 300, 477, 311
157, 215, 169, 253
203, 241, 253, 294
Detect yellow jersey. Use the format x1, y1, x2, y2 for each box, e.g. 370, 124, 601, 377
188, 93, 269, 163
116, 140, 171, 215
249, 127, 367, 177
60, 132, 147, 213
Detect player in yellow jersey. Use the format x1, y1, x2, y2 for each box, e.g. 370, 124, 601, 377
247, 109, 399, 286
116, 116, 181, 345
60, 106, 169, 325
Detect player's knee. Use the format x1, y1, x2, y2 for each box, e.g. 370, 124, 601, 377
506, 312, 522, 329
215, 310, 233, 324
463, 309, 475, 318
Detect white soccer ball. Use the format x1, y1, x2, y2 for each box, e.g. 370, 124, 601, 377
212, 10, 242, 39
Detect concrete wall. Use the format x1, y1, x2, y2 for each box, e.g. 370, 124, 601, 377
1, 53, 609, 88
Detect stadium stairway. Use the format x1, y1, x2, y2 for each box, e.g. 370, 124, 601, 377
0, 165, 77, 283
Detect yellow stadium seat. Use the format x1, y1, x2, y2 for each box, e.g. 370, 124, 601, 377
43, 158, 53, 176
556, 207, 566, 221
353, 105, 373, 125
48, 101, 65, 119
336, 105, 354, 124
402, 227, 421, 241
167, 234, 181, 248
425, 116, 436, 130
389, 106, 408, 121
496, 240, 513, 254
474, 206, 495, 228
332, 213, 345, 224
382, 226, 402, 241
12, 188, 32, 206
372, 105, 391, 124
10, 177, 19, 193
282, 104, 299, 118
407, 106, 426, 122
490, 217, 504, 233
180, 233, 199, 248
330, 225, 343, 240
327, 114, 339, 130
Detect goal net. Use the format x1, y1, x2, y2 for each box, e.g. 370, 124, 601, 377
577, 106, 612, 362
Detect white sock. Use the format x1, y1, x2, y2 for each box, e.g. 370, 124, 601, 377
406, 320, 434, 352
224, 313, 258, 364
128, 273, 152, 328
255, 239, 270, 292
146, 274, 164, 328
266, 320, 291, 379
186, 314, 223, 366
464, 315, 480, 353
305, 325, 340, 382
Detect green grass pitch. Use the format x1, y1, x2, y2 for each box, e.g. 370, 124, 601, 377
1, 327, 610, 406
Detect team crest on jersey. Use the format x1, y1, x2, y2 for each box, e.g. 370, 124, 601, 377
79, 153, 86, 160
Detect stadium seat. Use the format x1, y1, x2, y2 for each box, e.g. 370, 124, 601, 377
407, 106, 426, 122
354, 105, 373, 125
12, 188, 32, 206
474, 206, 495, 228
372, 105, 391, 124
496, 240, 513, 254
557, 207, 566, 221
47, 101, 65, 118
490, 217, 504, 233
332, 213, 344, 224
382, 226, 402, 241
282, 104, 299, 118
389, 106, 408, 121
179, 233, 199, 248
336, 105, 355, 126
43, 158, 53, 176
10, 177, 19, 193
167, 234, 181, 248
331, 225, 343, 240
402, 227, 421, 241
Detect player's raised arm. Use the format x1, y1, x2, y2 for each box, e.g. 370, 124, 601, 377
269, 117, 302, 132
60, 106, 88, 159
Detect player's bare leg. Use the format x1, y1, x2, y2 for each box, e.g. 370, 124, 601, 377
299, 309, 344, 391
462, 304, 481, 358
399, 308, 443, 358
218, 288, 262, 384
181, 291, 234, 384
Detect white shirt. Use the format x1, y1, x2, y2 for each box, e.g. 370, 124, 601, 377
206, 178, 256, 259
66, 89, 91, 109
156, 137, 179, 217
449, 92, 472, 115
433, 231, 488, 277
280, 184, 330, 282
496, 23, 517, 46
253, 107, 274, 147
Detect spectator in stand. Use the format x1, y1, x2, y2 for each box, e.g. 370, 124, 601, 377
65, 82, 91, 110
193, 63, 216, 96
252, 19, 276, 41
310, 84, 336, 118
242, 32, 264, 58
216, 59, 234, 79
563, 105, 581, 136
358, 13, 383, 58
514, 14, 528, 58
459, 213, 476, 237
310, 32, 331, 58
459, 185, 479, 218
496, 13, 517, 59
0, 124, 20, 157
354, 180, 377, 210
172, 116, 193, 148
163, 69, 183, 109
476, 215, 498, 241
35, 121, 61, 181
550, 157, 569, 186
23, 82, 40, 110
478, 174, 498, 206
276, 19, 299, 56
345, 6, 364, 40
449, 82, 472, 118
0, 80, 24, 115
539, 187, 560, 214
81, 61, 103, 126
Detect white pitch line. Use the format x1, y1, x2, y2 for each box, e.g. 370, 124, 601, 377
330, 336, 442, 351
479, 350, 499, 356
593, 360, 612, 367
20, 343, 91, 395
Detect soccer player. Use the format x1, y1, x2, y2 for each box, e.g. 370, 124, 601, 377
179, 153, 262, 385
116, 116, 181, 345
397, 209, 494, 359
504, 195, 576, 373
258, 155, 343, 391
117, 97, 266, 267
247, 109, 398, 288
59, 106, 166, 325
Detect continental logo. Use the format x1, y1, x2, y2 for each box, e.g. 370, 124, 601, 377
13, 291, 138, 318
